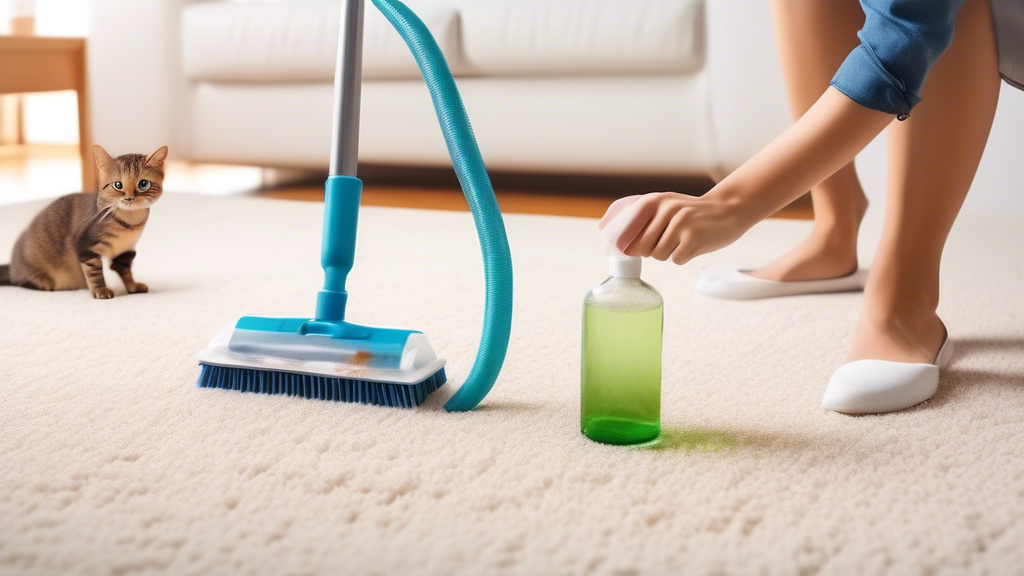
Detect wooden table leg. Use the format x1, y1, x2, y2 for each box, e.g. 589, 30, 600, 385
75, 44, 94, 192
0, 37, 94, 192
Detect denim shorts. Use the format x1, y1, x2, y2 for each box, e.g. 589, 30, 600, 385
830, 0, 1021, 120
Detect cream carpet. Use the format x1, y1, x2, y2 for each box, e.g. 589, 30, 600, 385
1, 194, 1022, 576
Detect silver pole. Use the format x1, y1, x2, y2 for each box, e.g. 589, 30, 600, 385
329, 0, 365, 177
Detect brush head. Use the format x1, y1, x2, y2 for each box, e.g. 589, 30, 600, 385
198, 317, 446, 386
197, 364, 447, 408
197, 316, 449, 407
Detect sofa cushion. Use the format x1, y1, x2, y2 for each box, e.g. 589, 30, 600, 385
182, 1, 465, 82
456, 0, 704, 76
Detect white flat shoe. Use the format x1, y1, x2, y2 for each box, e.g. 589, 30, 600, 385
696, 266, 868, 300
822, 335, 955, 414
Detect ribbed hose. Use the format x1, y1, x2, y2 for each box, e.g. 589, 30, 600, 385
372, 0, 513, 412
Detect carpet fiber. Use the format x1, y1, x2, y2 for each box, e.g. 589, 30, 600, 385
1, 194, 1022, 575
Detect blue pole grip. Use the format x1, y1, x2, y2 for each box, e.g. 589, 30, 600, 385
316, 175, 363, 322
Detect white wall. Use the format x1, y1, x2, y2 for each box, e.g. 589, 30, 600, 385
970, 85, 1024, 215
34, 0, 89, 35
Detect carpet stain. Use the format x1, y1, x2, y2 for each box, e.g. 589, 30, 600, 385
642, 427, 803, 453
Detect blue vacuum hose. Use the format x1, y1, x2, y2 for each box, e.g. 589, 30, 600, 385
372, 0, 513, 412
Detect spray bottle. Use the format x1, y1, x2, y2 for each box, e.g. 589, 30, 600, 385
581, 252, 664, 445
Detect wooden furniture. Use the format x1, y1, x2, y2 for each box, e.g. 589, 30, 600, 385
0, 36, 93, 192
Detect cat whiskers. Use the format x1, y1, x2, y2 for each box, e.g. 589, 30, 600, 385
98, 203, 118, 221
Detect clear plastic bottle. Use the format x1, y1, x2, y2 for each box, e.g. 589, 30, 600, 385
581, 255, 663, 445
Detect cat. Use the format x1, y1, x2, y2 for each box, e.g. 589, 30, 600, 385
0, 145, 167, 299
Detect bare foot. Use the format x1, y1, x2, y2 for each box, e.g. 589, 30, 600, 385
749, 190, 868, 282
847, 312, 947, 364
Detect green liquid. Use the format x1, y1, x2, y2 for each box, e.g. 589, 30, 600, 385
581, 304, 663, 445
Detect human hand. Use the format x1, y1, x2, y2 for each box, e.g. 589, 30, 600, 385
598, 192, 753, 265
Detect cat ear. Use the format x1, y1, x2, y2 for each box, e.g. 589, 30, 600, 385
146, 146, 169, 167
93, 145, 113, 171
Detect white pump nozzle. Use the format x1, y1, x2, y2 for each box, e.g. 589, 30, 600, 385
600, 197, 643, 278
609, 255, 641, 278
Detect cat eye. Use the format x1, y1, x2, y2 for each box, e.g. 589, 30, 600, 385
112, 181, 123, 191
138, 180, 151, 192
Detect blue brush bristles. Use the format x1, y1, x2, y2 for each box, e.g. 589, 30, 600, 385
197, 364, 447, 408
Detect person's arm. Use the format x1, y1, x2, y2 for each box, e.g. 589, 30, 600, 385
709, 87, 893, 225
602, 88, 892, 263
602, 0, 966, 265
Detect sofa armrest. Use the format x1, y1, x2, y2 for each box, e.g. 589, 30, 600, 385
703, 0, 791, 179
87, 0, 211, 158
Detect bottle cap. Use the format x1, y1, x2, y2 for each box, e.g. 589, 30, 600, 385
609, 255, 641, 278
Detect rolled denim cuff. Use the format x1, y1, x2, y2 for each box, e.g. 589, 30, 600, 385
830, 44, 922, 120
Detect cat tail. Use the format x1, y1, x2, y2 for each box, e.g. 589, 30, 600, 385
0, 264, 10, 286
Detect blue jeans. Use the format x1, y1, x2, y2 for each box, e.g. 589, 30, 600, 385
830, 0, 966, 119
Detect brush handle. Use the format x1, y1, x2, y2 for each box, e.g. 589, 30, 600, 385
315, 175, 363, 322
320, 0, 365, 321
329, 0, 365, 177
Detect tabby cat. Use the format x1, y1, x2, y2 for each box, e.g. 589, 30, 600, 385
0, 145, 167, 299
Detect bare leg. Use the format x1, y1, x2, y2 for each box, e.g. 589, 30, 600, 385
847, 0, 1000, 363
751, 0, 868, 282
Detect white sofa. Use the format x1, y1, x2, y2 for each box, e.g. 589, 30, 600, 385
86, 0, 793, 179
